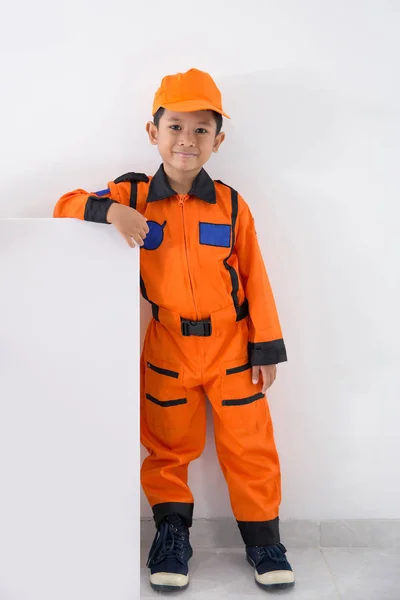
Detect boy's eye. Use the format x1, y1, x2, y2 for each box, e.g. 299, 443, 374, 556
169, 125, 208, 134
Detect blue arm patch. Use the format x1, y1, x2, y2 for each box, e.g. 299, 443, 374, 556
93, 188, 111, 197
199, 222, 231, 248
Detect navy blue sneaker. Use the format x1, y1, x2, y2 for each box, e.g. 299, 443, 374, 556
147, 515, 193, 593
246, 543, 295, 590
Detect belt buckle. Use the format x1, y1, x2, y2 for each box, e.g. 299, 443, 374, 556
181, 320, 191, 336
181, 319, 212, 337
202, 320, 212, 336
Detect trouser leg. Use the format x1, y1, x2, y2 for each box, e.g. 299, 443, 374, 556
206, 357, 281, 546
141, 350, 207, 528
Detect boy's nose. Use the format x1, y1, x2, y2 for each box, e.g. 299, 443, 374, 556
178, 132, 196, 147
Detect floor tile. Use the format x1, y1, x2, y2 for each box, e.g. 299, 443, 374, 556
141, 548, 339, 599
320, 520, 400, 548
280, 520, 321, 548
322, 547, 400, 600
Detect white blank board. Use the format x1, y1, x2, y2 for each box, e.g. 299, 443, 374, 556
0, 219, 140, 600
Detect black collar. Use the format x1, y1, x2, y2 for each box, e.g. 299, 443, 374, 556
147, 164, 216, 204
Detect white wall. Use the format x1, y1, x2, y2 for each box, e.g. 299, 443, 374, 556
1, 0, 400, 520
0, 221, 140, 599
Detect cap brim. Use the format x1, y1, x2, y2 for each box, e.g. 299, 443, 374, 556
155, 99, 230, 119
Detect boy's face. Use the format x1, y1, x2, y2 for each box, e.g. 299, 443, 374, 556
146, 109, 225, 175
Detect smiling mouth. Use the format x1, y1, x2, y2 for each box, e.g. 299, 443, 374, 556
174, 152, 198, 158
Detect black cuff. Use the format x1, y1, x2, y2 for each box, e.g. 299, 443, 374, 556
84, 196, 116, 224
237, 517, 280, 546
152, 502, 194, 528
248, 339, 287, 366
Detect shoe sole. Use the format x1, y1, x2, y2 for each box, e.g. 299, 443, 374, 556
150, 582, 189, 593
247, 555, 295, 591
255, 579, 295, 591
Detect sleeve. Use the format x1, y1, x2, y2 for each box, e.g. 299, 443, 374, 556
53, 180, 127, 222
235, 194, 288, 366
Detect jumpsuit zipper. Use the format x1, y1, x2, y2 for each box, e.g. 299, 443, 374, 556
177, 194, 199, 319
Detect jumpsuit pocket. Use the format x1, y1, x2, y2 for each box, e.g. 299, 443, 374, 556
144, 357, 187, 441
147, 361, 179, 379
220, 357, 269, 432
146, 394, 187, 407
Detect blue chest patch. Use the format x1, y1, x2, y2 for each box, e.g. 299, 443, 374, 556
93, 188, 110, 197
199, 222, 231, 248
143, 220, 166, 250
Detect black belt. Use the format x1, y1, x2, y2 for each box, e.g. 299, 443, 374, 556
181, 318, 212, 337
152, 300, 249, 337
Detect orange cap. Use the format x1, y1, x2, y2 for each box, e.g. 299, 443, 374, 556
152, 68, 230, 119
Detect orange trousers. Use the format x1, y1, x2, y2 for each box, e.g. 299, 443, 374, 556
140, 305, 282, 546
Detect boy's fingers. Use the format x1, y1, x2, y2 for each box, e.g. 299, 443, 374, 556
262, 376, 269, 394
133, 233, 144, 246
262, 366, 277, 393
122, 233, 135, 248
252, 366, 260, 384
261, 369, 268, 393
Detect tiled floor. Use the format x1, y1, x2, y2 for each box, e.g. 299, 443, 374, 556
140, 547, 400, 599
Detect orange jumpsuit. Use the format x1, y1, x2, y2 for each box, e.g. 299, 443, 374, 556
54, 165, 287, 546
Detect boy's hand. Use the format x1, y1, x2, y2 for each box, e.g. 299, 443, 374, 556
252, 365, 277, 394
107, 203, 149, 248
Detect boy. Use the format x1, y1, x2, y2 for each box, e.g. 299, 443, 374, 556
54, 68, 295, 594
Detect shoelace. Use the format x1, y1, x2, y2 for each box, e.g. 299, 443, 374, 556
251, 543, 288, 567
147, 516, 189, 567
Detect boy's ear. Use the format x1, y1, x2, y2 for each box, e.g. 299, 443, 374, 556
213, 131, 225, 153
146, 121, 158, 145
